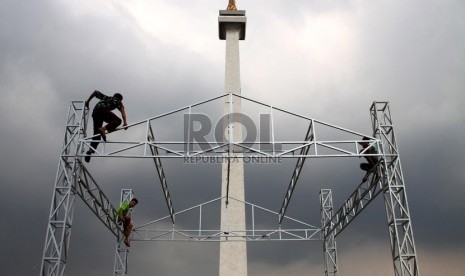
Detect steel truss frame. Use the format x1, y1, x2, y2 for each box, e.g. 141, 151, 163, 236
133, 196, 321, 242
40, 95, 419, 276
320, 158, 384, 238
77, 93, 382, 160
40, 102, 124, 276
40, 101, 87, 276
371, 102, 419, 276
320, 189, 339, 276
321, 102, 419, 276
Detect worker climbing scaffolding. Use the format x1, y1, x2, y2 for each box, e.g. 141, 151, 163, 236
359, 136, 378, 171
84, 90, 128, 162
116, 198, 139, 247
359, 136, 380, 182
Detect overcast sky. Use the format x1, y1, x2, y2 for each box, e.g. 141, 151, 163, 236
1, 0, 465, 275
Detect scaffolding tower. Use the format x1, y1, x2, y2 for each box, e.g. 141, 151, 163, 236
320, 189, 338, 276
40, 93, 419, 275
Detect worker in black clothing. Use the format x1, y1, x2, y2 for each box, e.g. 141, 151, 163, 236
84, 90, 128, 162
359, 136, 378, 171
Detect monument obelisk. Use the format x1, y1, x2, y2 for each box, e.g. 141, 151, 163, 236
218, 1, 248, 275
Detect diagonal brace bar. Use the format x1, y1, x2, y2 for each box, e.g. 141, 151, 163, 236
74, 162, 122, 237
278, 120, 314, 223
323, 163, 384, 238
148, 123, 175, 224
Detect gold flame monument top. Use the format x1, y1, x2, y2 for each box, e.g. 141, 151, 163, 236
218, 1, 246, 40
227, 0, 237, 10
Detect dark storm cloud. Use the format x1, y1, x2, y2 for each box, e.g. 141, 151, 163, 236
0, 0, 220, 275
2, 0, 465, 275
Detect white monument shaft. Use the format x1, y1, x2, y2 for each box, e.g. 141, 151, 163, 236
218, 9, 248, 276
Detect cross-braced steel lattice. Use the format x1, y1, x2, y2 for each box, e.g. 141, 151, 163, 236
39, 101, 87, 276
40, 101, 124, 276
40, 95, 420, 275
371, 102, 419, 276
321, 101, 420, 276
320, 189, 338, 276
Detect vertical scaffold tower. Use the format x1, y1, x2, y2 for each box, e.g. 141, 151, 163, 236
39, 3, 420, 276
320, 189, 338, 276
40, 101, 87, 276
371, 102, 419, 276
40, 101, 125, 275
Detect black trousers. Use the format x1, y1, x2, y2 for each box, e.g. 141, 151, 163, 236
89, 109, 122, 152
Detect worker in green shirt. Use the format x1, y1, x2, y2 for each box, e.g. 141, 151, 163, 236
116, 198, 139, 247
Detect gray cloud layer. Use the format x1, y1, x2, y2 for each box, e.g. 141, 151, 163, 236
1, 0, 465, 275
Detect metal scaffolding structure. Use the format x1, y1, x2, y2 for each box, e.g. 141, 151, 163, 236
320, 189, 339, 276
77, 93, 382, 160
321, 102, 420, 276
40, 95, 419, 275
133, 196, 321, 242
40, 101, 124, 276
371, 102, 420, 276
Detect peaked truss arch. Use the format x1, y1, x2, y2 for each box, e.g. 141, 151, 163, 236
77, 93, 382, 160
132, 196, 321, 242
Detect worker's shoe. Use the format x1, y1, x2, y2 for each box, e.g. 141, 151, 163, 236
98, 127, 107, 142
124, 239, 130, 247
360, 163, 373, 171
84, 151, 92, 163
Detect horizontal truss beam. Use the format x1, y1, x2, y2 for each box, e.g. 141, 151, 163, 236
132, 229, 321, 242
78, 93, 381, 160
76, 140, 382, 159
